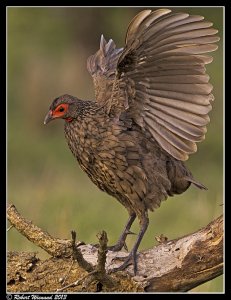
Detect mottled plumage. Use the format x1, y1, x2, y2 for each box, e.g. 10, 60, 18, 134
44, 9, 219, 274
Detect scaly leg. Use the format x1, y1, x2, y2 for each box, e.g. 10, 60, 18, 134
109, 213, 149, 275
108, 213, 136, 251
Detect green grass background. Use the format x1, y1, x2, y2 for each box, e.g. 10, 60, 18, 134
7, 7, 223, 292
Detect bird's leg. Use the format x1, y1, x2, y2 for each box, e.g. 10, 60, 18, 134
108, 213, 136, 251
109, 213, 149, 275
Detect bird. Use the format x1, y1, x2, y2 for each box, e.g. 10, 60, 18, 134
44, 9, 219, 274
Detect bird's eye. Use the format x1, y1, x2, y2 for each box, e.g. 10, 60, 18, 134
59, 107, 65, 112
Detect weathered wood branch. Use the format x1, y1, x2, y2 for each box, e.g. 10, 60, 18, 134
7, 203, 223, 292
7, 203, 74, 258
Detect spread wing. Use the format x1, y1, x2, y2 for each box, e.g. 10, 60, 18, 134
88, 9, 219, 161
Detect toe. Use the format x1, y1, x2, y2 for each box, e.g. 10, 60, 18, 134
108, 251, 138, 275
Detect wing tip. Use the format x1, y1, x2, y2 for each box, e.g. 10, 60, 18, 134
100, 34, 107, 54
100, 34, 116, 56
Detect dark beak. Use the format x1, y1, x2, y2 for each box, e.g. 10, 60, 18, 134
44, 110, 53, 125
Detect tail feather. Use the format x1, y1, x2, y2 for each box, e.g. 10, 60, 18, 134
184, 176, 208, 190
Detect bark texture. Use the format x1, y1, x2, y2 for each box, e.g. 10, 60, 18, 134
7, 204, 223, 292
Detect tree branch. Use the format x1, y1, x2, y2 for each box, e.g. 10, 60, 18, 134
7, 203, 73, 257
7, 203, 223, 292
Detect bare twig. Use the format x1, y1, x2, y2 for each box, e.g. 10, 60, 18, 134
71, 230, 93, 272
84, 231, 115, 289
57, 231, 116, 292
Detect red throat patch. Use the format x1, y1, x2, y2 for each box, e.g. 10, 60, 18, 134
65, 117, 73, 123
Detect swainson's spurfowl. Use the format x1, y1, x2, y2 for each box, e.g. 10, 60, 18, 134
44, 9, 219, 274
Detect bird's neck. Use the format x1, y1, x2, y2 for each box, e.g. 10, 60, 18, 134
73, 99, 99, 118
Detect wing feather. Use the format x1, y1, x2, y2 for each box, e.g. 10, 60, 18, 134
87, 34, 123, 105
109, 9, 219, 160
87, 9, 219, 160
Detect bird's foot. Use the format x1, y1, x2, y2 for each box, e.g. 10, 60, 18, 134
107, 230, 136, 252
108, 249, 138, 275
107, 242, 124, 252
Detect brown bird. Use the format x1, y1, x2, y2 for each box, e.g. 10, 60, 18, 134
44, 9, 219, 274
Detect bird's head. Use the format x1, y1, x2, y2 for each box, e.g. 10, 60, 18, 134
44, 94, 78, 124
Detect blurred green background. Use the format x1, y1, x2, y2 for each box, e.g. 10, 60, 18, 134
7, 7, 223, 292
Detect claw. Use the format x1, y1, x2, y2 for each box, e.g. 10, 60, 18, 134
123, 242, 128, 252
107, 214, 137, 252
107, 230, 136, 251
108, 250, 138, 275
107, 243, 123, 251
109, 215, 149, 275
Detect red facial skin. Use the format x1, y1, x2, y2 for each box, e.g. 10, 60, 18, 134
51, 103, 73, 122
